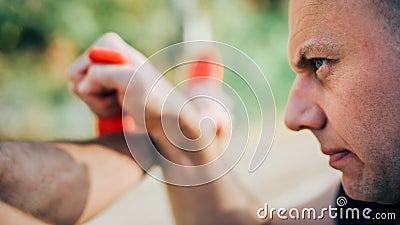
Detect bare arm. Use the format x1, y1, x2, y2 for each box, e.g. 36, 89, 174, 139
0, 194, 52, 225
166, 174, 266, 225
67, 32, 268, 225
0, 132, 154, 225
147, 115, 268, 225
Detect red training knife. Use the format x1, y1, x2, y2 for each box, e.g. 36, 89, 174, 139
188, 51, 224, 136
88, 47, 128, 64
88, 47, 134, 136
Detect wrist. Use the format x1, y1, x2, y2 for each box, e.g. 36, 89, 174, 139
149, 117, 219, 167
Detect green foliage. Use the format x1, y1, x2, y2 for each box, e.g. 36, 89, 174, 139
0, 0, 178, 53
0, 0, 293, 139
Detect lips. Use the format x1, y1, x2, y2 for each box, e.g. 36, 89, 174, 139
321, 148, 353, 168
329, 150, 350, 163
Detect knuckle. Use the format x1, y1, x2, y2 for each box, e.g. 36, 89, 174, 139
79, 88, 90, 96
87, 65, 101, 78
97, 32, 123, 48
69, 83, 79, 94
65, 68, 74, 79
103, 32, 120, 40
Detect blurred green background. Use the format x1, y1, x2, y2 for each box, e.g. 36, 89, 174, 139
0, 0, 294, 140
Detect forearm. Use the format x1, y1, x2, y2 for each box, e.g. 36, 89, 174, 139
141, 95, 264, 224
166, 173, 268, 225
0, 140, 89, 225
0, 132, 153, 225
149, 125, 267, 225
54, 133, 149, 224
0, 200, 52, 225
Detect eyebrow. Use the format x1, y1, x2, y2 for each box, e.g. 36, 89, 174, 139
294, 40, 339, 69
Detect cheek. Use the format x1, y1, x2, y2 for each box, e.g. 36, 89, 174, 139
325, 75, 400, 162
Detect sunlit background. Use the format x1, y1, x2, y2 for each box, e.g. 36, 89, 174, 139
0, 0, 292, 140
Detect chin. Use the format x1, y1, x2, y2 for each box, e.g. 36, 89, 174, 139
342, 173, 400, 204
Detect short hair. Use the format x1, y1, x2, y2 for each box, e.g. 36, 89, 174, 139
369, 0, 400, 45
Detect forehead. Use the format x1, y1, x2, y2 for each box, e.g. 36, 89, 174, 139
287, 0, 382, 66
288, 1, 365, 35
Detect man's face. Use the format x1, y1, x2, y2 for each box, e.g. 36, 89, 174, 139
286, 0, 400, 204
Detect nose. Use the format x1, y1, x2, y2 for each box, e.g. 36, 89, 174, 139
284, 77, 327, 131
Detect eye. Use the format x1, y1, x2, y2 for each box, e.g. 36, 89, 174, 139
309, 58, 332, 81
312, 58, 327, 70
